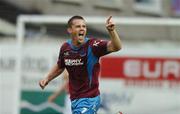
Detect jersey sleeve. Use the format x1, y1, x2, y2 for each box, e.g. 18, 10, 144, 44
57, 44, 65, 69
90, 39, 110, 57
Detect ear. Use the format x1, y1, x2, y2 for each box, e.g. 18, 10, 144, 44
67, 28, 72, 34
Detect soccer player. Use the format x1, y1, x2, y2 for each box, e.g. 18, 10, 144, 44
39, 15, 122, 114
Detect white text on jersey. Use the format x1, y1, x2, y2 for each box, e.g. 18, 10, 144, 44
65, 59, 84, 66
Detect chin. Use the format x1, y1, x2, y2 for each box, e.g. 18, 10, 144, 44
77, 39, 84, 45
77, 41, 83, 45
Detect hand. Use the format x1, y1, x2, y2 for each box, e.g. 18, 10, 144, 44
39, 78, 49, 89
48, 95, 56, 102
106, 16, 115, 31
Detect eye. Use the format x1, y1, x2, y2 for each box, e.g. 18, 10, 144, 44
75, 25, 81, 28
82, 25, 86, 28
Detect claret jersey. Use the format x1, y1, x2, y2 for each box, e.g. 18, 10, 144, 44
57, 37, 110, 100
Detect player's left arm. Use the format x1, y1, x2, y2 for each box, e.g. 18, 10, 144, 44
106, 16, 122, 52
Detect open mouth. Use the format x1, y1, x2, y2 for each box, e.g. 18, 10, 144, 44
78, 33, 84, 37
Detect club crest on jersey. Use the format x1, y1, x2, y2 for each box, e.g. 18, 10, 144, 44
93, 41, 100, 46
64, 52, 69, 56
65, 59, 84, 66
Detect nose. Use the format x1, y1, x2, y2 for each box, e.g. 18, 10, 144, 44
80, 26, 85, 30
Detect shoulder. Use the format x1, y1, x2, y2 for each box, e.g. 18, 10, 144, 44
88, 37, 99, 46
88, 37, 108, 47
59, 41, 71, 52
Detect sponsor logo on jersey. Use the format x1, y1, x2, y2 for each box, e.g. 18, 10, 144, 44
64, 52, 69, 56
65, 59, 84, 66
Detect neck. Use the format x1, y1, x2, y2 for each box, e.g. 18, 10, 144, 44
72, 37, 86, 47
72, 40, 82, 47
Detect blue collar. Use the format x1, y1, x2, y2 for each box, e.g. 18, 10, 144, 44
67, 37, 89, 50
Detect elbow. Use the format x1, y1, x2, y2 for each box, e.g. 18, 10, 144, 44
108, 41, 122, 52
113, 45, 122, 52
117, 45, 122, 51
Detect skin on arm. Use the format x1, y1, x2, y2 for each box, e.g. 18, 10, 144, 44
106, 16, 122, 52
39, 64, 65, 89
48, 70, 69, 102
48, 81, 68, 102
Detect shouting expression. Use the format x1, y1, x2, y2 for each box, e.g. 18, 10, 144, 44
68, 19, 87, 46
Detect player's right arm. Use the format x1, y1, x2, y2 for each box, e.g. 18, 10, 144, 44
39, 64, 64, 89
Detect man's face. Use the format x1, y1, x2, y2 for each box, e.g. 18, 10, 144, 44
68, 19, 87, 45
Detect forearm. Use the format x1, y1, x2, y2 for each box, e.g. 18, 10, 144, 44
48, 88, 63, 102
51, 83, 66, 97
108, 29, 122, 51
50, 90, 61, 98
46, 64, 64, 83
106, 16, 122, 52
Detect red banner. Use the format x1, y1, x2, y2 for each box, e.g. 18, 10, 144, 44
100, 56, 180, 81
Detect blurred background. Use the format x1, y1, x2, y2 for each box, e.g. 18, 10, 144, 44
0, 0, 180, 114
